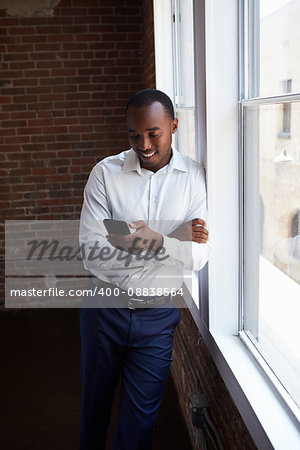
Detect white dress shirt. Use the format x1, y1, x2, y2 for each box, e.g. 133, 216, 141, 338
79, 147, 209, 292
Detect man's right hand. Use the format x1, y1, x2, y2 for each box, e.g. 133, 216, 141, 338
168, 218, 209, 244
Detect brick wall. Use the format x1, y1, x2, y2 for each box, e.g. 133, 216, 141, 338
0, 0, 153, 303
142, 0, 155, 88
171, 309, 258, 450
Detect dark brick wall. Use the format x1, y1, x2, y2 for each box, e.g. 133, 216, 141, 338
142, 0, 155, 88
0, 0, 144, 224
171, 309, 258, 450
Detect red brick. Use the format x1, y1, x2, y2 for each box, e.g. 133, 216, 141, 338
54, 101, 79, 109
7, 44, 34, 52
65, 108, 89, 116
2, 120, 26, 128
43, 126, 68, 134
39, 94, 64, 102
30, 134, 55, 142
31, 52, 57, 60
10, 111, 35, 119
59, 8, 88, 16
62, 25, 88, 33
47, 16, 73, 25
52, 84, 77, 93
102, 33, 127, 42
34, 43, 61, 51
0, 193, 22, 200
63, 60, 88, 67
0, 71, 23, 79
88, 7, 114, 15
0, 96, 11, 103
28, 103, 53, 111
65, 92, 90, 100
56, 133, 81, 141
11, 184, 36, 193
0, 128, 15, 137
75, 33, 101, 41
0, 37, 18, 44
0, 18, 20, 26
32, 168, 57, 175
22, 143, 47, 152
90, 59, 115, 67
89, 42, 110, 50
40, 77, 64, 85
27, 86, 54, 95
36, 26, 62, 34
89, 25, 114, 33
51, 68, 76, 76
101, 16, 126, 24
22, 35, 47, 43
48, 34, 73, 42
9, 27, 35, 35
19, 18, 47, 25
10, 62, 35, 70
74, 16, 99, 24
73, 0, 98, 6
13, 95, 38, 104
24, 69, 50, 78
36, 61, 62, 69
62, 42, 88, 50
5, 136, 30, 144
17, 127, 42, 135
53, 117, 79, 125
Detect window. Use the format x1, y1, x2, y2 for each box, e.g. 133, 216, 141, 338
153, 0, 196, 160
171, 0, 196, 160
155, 0, 300, 446
240, 0, 300, 413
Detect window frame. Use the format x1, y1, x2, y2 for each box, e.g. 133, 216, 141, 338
239, 0, 300, 420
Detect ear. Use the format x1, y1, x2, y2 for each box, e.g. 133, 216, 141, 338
171, 118, 178, 134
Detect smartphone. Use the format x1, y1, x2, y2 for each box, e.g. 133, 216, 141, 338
103, 219, 131, 235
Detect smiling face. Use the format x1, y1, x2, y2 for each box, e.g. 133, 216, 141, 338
126, 101, 178, 172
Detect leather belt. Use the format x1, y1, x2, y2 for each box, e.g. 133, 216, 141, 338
90, 277, 171, 309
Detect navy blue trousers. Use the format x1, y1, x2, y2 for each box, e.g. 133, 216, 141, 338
79, 289, 180, 450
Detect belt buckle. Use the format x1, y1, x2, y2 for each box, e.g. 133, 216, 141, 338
128, 297, 152, 309
128, 298, 138, 309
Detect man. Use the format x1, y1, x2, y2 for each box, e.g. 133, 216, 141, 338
79, 89, 209, 450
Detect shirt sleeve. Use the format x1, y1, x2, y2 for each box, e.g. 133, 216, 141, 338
158, 166, 210, 271
79, 165, 151, 283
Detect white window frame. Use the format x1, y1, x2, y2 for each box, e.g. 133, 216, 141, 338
153, 1, 300, 449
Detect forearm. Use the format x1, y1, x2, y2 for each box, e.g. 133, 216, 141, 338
158, 234, 210, 271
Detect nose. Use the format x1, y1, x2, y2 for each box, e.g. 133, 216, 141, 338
138, 135, 151, 150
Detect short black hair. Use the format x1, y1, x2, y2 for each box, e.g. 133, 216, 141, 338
125, 88, 175, 120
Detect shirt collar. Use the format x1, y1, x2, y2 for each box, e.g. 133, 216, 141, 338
122, 147, 188, 175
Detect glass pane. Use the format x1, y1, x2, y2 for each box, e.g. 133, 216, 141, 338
177, 0, 195, 107
244, 101, 300, 408
251, 0, 300, 97
172, 0, 196, 158
175, 108, 195, 159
